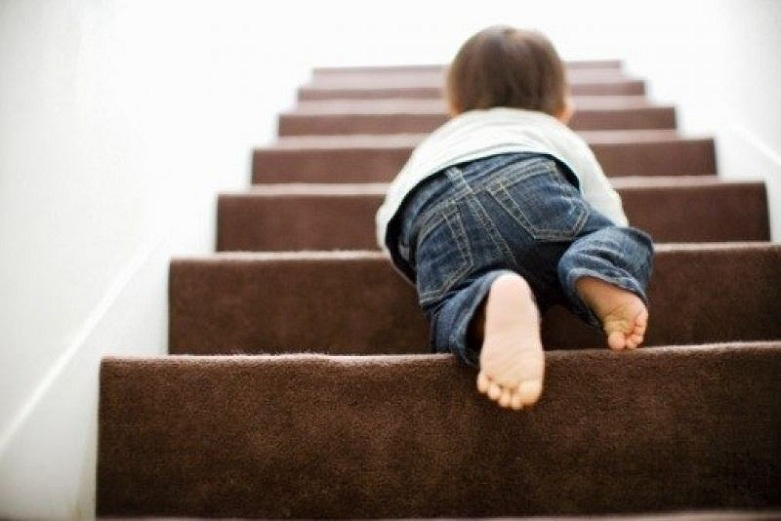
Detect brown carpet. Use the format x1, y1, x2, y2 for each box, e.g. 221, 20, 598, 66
252, 132, 716, 183
276, 103, 678, 136
216, 177, 769, 251
168, 244, 781, 355
99, 343, 781, 518
98, 60, 781, 519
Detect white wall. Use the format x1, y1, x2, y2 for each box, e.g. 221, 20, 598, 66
0, 1, 308, 517
1, 0, 778, 518
612, 0, 781, 239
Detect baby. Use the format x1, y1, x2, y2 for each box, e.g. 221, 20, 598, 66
376, 25, 654, 410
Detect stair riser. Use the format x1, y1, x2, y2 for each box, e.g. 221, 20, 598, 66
253, 139, 716, 183
313, 60, 624, 76
278, 107, 677, 136
98, 345, 781, 518
217, 182, 769, 251
299, 80, 647, 101
294, 96, 660, 116
306, 71, 635, 90
169, 246, 781, 355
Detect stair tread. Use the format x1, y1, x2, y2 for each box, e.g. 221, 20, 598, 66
270, 129, 691, 149
279, 104, 678, 135
90, 512, 781, 521
292, 96, 661, 113
223, 176, 762, 196
99, 341, 781, 518
216, 177, 770, 249
298, 80, 647, 100
253, 138, 717, 181
169, 243, 781, 355
183, 241, 778, 261
312, 60, 625, 75
311, 64, 627, 81
305, 74, 642, 90
307, 70, 636, 84
109, 338, 781, 359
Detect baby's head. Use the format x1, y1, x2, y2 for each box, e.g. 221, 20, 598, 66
445, 25, 571, 121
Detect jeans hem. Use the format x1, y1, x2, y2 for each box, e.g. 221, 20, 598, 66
432, 270, 515, 368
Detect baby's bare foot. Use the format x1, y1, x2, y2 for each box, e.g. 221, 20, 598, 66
575, 276, 649, 351
476, 273, 545, 410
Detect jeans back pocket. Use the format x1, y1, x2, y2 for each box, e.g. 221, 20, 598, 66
487, 157, 589, 242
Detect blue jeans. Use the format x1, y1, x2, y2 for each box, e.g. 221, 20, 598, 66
388, 153, 654, 366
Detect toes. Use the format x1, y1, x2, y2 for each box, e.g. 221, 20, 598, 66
627, 321, 647, 349
477, 376, 543, 410
510, 390, 525, 410
610, 327, 645, 351
607, 330, 627, 350
487, 381, 503, 400
517, 379, 543, 406
478, 373, 521, 408
600, 294, 649, 352
628, 332, 644, 349
498, 388, 513, 408
636, 311, 649, 329
476, 372, 491, 394
633, 317, 647, 337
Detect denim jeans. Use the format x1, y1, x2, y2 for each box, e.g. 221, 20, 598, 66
388, 153, 654, 366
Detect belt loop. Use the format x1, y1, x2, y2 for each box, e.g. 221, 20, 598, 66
445, 165, 470, 194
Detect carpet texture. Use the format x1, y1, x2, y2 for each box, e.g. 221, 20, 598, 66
252, 132, 716, 183
277, 104, 678, 136
98, 60, 780, 519
99, 343, 781, 518
297, 78, 648, 101
216, 178, 769, 251
168, 244, 781, 355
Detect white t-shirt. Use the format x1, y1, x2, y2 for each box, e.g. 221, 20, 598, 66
375, 107, 628, 252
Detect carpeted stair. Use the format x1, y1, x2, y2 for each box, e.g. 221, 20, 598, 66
98, 61, 781, 519
216, 177, 769, 251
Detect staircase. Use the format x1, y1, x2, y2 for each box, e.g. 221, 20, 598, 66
97, 62, 781, 519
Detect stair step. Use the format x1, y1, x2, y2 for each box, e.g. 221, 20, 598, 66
278, 104, 677, 135
312, 60, 625, 78
312, 60, 625, 76
298, 78, 647, 101
98, 342, 781, 518
294, 95, 659, 112
168, 243, 781, 355
253, 131, 716, 183
217, 178, 769, 252
305, 69, 635, 90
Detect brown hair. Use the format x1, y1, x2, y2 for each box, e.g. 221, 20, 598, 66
445, 25, 568, 117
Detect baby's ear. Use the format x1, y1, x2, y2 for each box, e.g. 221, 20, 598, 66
447, 99, 462, 117
557, 96, 574, 124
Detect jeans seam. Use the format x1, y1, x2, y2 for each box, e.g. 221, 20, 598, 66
488, 161, 590, 241
450, 165, 515, 262
418, 204, 473, 305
